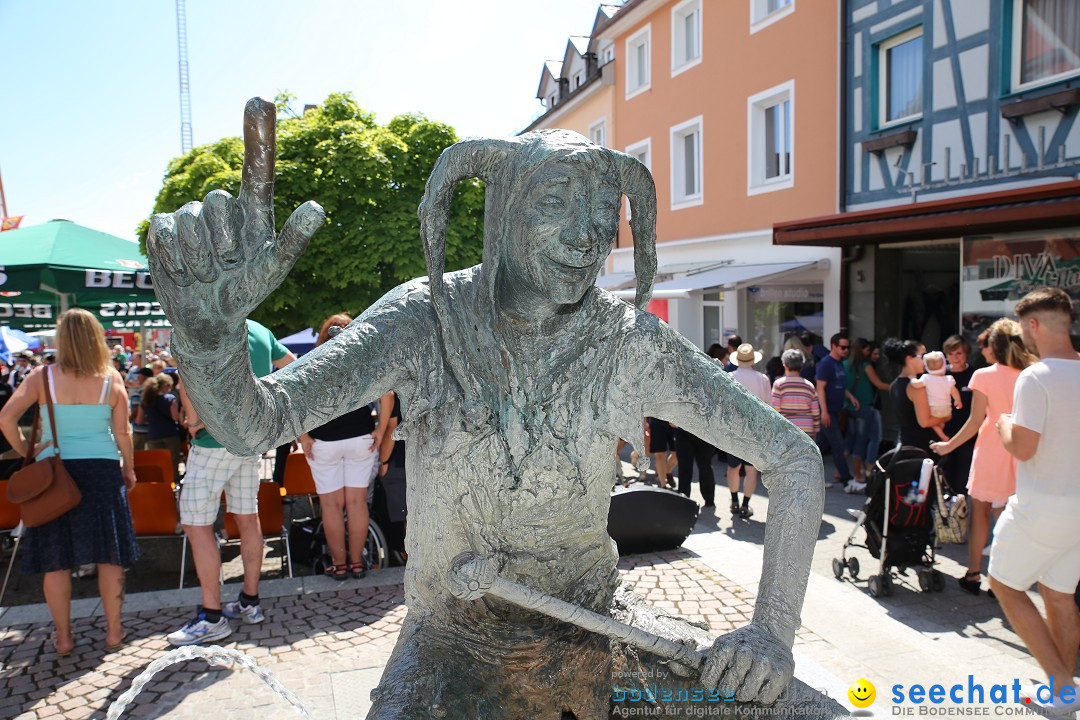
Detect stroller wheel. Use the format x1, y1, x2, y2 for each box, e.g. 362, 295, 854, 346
832, 558, 845, 579
847, 557, 860, 578
931, 569, 946, 592
918, 569, 933, 593
868, 575, 883, 597
883, 573, 895, 596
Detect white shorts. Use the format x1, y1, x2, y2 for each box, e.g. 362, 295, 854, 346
930, 405, 952, 418
309, 435, 377, 494
989, 503, 1080, 594
180, 445, 261, 525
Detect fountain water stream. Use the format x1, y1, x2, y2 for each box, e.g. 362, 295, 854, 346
105, 645, 311, 719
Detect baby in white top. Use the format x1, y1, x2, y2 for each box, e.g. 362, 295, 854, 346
912, 351, 962, 441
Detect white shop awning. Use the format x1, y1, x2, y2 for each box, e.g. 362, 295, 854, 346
613, 261, 819, 300
594, 271, 636, 290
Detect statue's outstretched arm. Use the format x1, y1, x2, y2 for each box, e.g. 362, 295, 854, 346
642, 327, 823, 704
147, 98, 408, 455
173, 295, 409, 456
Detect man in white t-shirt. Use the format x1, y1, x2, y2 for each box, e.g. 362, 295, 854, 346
991, 287, 1080, 714
727, 343, 773, 520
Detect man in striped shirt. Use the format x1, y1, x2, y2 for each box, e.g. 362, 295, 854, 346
771, 349, 820, 438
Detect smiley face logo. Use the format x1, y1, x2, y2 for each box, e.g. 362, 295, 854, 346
848, 679, 876, 708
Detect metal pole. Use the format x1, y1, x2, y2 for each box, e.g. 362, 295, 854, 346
0, 163, 9, 219
448, 553, 706, 671
0, 532, 23, 606
39, 285, 69, 316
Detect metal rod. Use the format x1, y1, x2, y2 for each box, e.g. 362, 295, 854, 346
944, 147, 951, 183
0, 533, 22, 606
881, 476, 891, 576
486, 574, 706, 670
1038, 126, 1046, 168
448, 553, 706, 670
1004, 136, 1011, 172
0, 163, 8, 218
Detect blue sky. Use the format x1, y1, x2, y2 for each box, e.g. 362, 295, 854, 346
0, 0, 602, 241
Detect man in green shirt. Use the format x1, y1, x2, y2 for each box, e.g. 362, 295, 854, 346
168, 319, 295, 646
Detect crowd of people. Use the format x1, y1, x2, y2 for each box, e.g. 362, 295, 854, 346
0, 288, 1075, 707
629, 331, 882, 516
625, 288, 1079, 712
0, 309, 405, 653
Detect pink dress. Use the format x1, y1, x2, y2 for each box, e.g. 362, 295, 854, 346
967, 363, 1020, 504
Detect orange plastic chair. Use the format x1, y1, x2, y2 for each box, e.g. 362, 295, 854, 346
134, 449, 175, 487
134, 464, 165, 484
223, 482, 292, 578
0, 481, 22, 605
0, 481, 19, 531
127, 481, 188, 588
282, 452, 318, 517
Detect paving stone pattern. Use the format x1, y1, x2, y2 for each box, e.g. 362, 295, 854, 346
1, 453, 1069, 719
1, 551, 755, 720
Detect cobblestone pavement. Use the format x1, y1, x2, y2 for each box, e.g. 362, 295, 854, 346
1, 454, 1073, 719
1, 551, 798, 720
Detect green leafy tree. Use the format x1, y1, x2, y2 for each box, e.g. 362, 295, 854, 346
138, 92, 485, 334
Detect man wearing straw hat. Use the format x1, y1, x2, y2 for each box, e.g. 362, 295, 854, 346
145, 99, 839, 718
727, 343, 773, 520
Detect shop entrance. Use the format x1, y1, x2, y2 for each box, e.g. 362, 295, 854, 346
743, 284, 824, 361
874, 243, 960, 349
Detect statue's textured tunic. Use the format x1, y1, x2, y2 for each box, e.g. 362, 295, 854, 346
373, 270, 648, 716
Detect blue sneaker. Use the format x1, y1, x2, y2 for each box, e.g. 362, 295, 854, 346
223, 596, 265, 624
166, 613, 232, 646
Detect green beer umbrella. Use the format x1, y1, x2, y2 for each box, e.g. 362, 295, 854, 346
0, 288, 171, 330
0, 219, 166, 329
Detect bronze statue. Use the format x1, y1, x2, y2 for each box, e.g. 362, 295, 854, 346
148, 98, 842, 718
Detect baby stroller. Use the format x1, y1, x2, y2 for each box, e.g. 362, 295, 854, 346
832, 445, 946, 597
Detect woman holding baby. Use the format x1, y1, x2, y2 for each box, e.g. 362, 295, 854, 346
930, 319, 1036, 595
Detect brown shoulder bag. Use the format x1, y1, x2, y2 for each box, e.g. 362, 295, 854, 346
6, 366, 82, 527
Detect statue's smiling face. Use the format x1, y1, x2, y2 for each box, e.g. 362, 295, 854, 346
507, 157, 621, 307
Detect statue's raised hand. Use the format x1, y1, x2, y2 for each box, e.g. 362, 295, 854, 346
147, 98, 324, 352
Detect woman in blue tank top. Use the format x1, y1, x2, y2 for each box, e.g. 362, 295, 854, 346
0, 309, 139, 656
